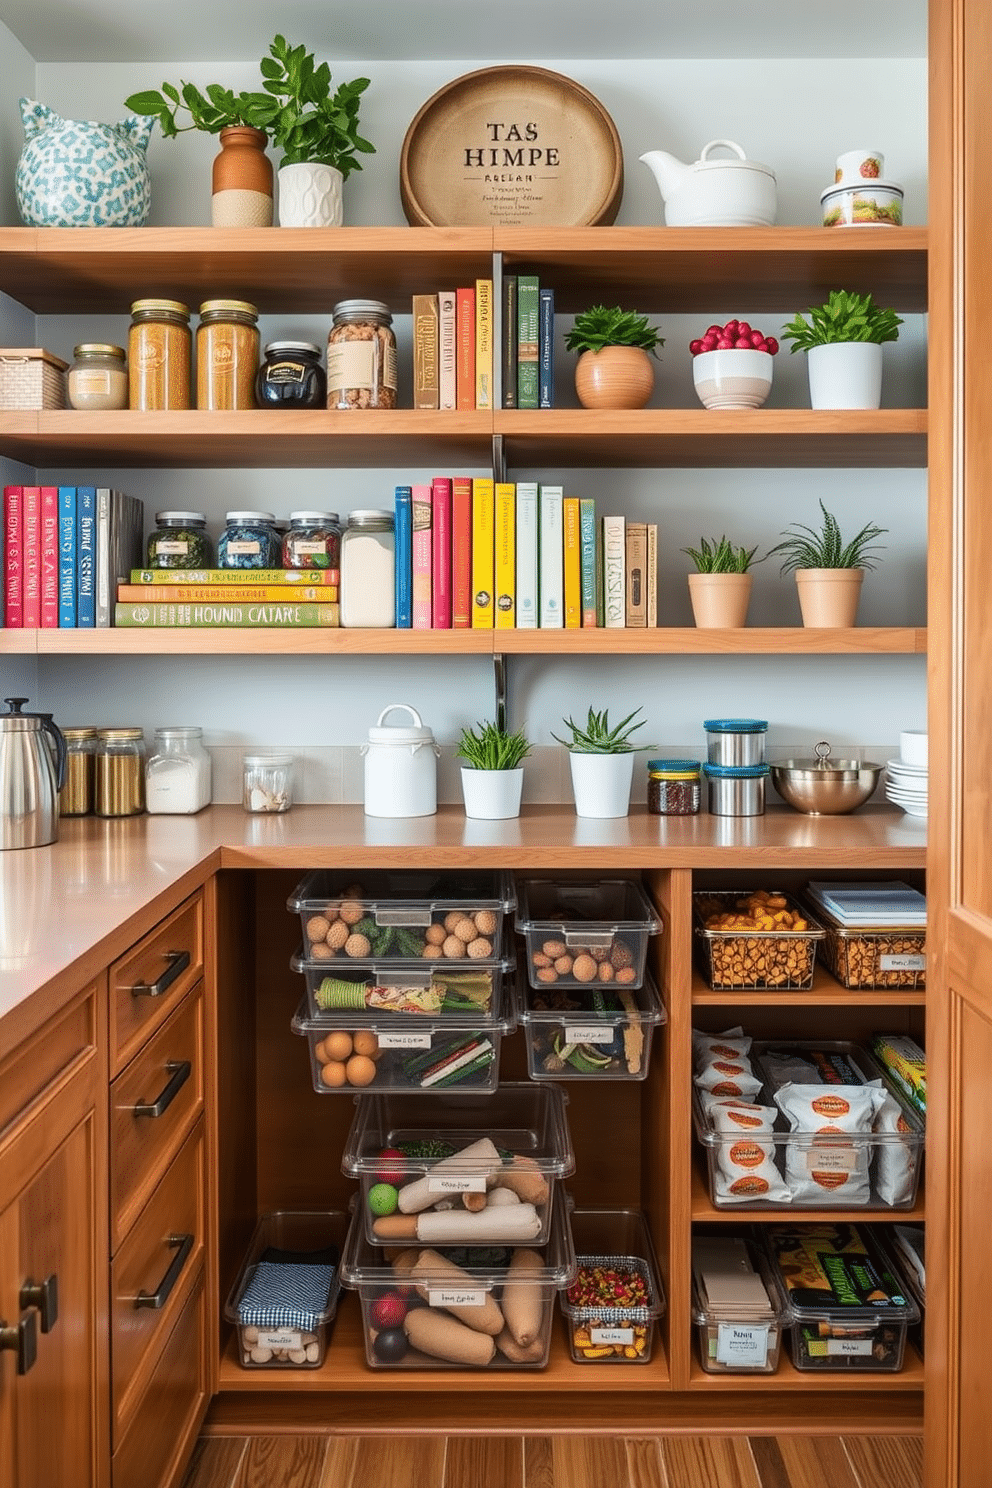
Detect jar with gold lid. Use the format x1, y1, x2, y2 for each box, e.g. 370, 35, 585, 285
196, 299, 260, 410
128, 299, 191, 410
67, 344, 128, 410
59, 726, 97, 816
94, 727, 146, 817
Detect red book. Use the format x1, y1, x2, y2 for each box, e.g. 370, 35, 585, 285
451, 476, 473, 629
21, 486, 41, 628
3, 486, 23, 628
40, 485, 59, 628
455, 287, 476, 411
411, 484, 432, 629
431, 476, 452, 629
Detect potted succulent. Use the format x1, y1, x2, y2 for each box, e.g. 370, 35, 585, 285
768, 499, 887, 627
682, 535, 764, 628
564, 306, 664, 410
552, 706, 654, 818
780, 289, 903, 409
455, 719, 531, 820
689, 317, 779, 410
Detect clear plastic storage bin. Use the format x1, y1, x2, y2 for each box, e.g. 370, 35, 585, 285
692, 889, 826, 991
517, 972, 665, 1080
223, 1210, 346, 1369
691, 1233, 787, 1373
560, 1207, 665, 1363
515, 878, 661, 992
342, 1083, 575, 1248
340, 1188, 576, 1370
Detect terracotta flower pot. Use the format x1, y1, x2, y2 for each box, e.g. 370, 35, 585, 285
574, 345, 654, 409
794, 567, 865, 627
211, 126, 273, 228
688, 572, 753, 628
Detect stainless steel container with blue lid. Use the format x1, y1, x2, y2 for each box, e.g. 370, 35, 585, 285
703, 761, 768, 816
703, 718, 768, 767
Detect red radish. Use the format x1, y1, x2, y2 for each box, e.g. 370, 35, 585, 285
375, 1147, 406, 1186
370, 1291, 408, 1329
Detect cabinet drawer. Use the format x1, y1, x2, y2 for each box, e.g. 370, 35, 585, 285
0, 982, 99, 1138
109, 892, 204, 1077
111, 1119, 204, 1445
110, 988, 203, 1253
111, 1268, 208, 1488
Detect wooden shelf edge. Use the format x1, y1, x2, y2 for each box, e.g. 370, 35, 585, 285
690, 1162, 925, 1223
687, 1345, 925, 1391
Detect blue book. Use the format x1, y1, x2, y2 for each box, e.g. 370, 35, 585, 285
394, 485, 413, 628
76, 486, 96, 628
538, 286, 555, 408
57, 486, 76, 627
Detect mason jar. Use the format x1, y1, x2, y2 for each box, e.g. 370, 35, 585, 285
326, 300, 397, 409
196, 298, 260, 410
94, 727, 146, 817
282, 510, 341, 576
145, 727, 212, 814
67, 343, 128, 410
128, 299, 191, 410
340, 510, 395, 627
59, 726, 97, 816
217, 511, 280, 570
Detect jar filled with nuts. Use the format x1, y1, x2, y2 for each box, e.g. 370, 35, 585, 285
326, 299, 397, 409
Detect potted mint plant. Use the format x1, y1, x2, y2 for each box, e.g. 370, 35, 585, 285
552, 706, 654, 818
768, 499, 887, 627
564, 305, 664, 410
780, 290, 903, 409
456, 720, 531, 820
682, 535, 764, 628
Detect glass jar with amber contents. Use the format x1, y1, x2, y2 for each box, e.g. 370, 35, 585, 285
196, 299, 260, 410
128, 299, 191, 410
326, 300, 397, 409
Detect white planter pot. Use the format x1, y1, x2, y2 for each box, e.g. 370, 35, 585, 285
806, 342, 883, 410
277, 162, 344, 228
568, 751, 635, 818
460, 767, 524, 820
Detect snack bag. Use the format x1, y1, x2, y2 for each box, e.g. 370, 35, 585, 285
774, 1083, 887, 1205
702, 1095, 790, 1204
694, 1061, 763, 1099
874, 1095, 918, 1207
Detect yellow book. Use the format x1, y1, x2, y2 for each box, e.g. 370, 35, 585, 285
475, 278, 493, 410
563, 496, 582, 629
494, 481, 516, 628
471, 476, 495, 627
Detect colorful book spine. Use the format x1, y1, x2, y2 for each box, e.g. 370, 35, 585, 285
412, 294, 440, 409
625, 520, 648, 628
538, 483, 564, 629
394, 485, 413, 628
456, 287, 476, 411
95, 487, 112, 628
470, 477, 495, 628
475, 278, 493, 410
114, 602, 341, 628
539, 286, 555, 409
431, 475, 453, 628
579, 497, 597, 626
595, 520, 605, 628
516, 275, 540, 409
130, 567, 338, 586
494, 482, 516, 629
3, 486, 23, 628
602, 515, 626, 628
411, 485, 433, 629
646, 522, 658, 627
22, 486, 41, 628
563, 496, 582, 629
501, 275, 518, 409
58, 486, 76, 627
451, 476, 473, 629
39, 487, 59, 628
117, 583, 338, 604
76, 487, 96, 628
515, 481, 539, 629
438, 290, 457, 410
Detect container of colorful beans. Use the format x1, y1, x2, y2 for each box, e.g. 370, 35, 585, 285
560, 1207, 665, 1363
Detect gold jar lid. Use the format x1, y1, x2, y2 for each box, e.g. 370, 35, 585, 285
73, 343, 126, 360
63, 726, 98, 739
199, 299, 259, 320
97, 727, 145, 740
130, 298, 190, 320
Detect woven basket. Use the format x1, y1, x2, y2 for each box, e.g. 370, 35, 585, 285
0, 348, 68, 410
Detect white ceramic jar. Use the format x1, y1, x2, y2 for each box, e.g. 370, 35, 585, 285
362, 704, 439, 818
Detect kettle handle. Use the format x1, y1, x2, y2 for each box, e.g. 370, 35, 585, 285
699, 139, 748, 163
42, 716, 68, 791
375, 703, 424, 729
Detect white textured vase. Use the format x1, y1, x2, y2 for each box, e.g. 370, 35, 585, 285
277, 163, 343, 228
806, 342, 883, 409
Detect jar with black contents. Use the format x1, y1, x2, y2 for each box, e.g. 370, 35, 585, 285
147, 511, 214, 570
647, 759, 701, 817
282, 511, 341, 576
217, 511, 280, 570
256, 340, 326, 408
326, 300, 397, 409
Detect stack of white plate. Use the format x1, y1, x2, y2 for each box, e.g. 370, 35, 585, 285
884, 744, 928, 818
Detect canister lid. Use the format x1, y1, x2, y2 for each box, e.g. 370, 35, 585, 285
73, 342, 125, 359
368, 703, 434, 744
97, 727, 144, 740
155, 510, 207, 525
130, 298, 190, 318
647, 758, 701, 777
288, 510, 340, 525
346, 509, 394, 528
62, 726, 98, 739
264, 340, 322, 357
702, 762, 770, 778
225, 511, 276, 524
703, 719, 768, 733
199, 298, 259, 318
244, 753, 294, 766
331, 298, 392, 320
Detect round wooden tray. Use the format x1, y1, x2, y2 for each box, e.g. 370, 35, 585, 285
400, 66, 624, 228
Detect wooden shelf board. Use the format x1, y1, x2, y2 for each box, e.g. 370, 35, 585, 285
32, 626, 494, 656
691, 965, 926, 1006
687, 1346, 924, 1391
495, 627, 927, 655
690, 1162, 925, 1223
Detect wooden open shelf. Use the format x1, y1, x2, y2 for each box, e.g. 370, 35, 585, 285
689, 1163, 926, 1224
686, 1346, 924, 1391
691, 964, 927, 1006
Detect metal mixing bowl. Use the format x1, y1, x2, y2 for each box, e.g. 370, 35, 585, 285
769, 741, 882, 816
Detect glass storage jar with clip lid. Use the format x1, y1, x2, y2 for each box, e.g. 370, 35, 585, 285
67, 343, 128, 410
147, 511, 214, 570
196, 298, 260, 410
145, 727, 212, 814
128, 299, 191, 410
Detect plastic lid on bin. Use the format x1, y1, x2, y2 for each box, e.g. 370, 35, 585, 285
702, 762, 770, 778
703, 719, 768, 733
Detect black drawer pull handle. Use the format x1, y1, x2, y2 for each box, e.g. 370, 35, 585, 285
132, 1060, 191, 1119
130, 949, 190, 999
0, 1312, 37, 1374
135, 1233, 194, 1311
20, 1273, 58, 1333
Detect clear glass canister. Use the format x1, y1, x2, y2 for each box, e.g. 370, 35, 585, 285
94, 728, 146, 817
647, 759, 701, 816
256, 340, 326, 408
67, 343, 128, 410
145, 727, 212, 814
59, 726, 97, 816
243, 753, 294, 813
196, 298, 260, 410
340, 510, 395, 627
282, 510, 341, 576
326, 299, 397, 409
218, 511, 280, 569
128, 299, 191, 410
147, 511, 214, 570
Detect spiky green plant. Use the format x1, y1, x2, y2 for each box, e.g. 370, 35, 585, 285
552, 706, 654, 755
564, 306, 664, 356
768, 500, 887, 573
456, 720, 531, 771
780, 290, 903, 351
682, 535, 764, 574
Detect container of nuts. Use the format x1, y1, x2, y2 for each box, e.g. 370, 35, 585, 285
560, 1206, 665, 1363
515, 878, 662, 992
326, 298, 397, 409
692, 889, 826, 991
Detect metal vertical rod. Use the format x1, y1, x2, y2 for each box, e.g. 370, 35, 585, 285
493, 653, 507, 732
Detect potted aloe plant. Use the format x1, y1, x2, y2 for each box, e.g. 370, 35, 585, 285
456, 719, 531, 820
768, 499, 887, 627
780, 289, 903, 409
552, 706, 654, 818
564, 305, 664, 410
682, 535, 764, 628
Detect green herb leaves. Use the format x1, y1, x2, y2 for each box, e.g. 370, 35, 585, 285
564, 306, 664, 356
780, 290, 903, 352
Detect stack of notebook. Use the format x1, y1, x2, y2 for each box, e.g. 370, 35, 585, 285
804, 880, 927, 927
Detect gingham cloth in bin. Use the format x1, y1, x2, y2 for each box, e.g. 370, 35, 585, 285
237, 1257, 337, 1330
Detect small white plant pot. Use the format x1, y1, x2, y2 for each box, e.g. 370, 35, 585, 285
567, 751, 635, 818
277, 163, 344, 228
460, 766, 524, 820
806, 342, 883, 409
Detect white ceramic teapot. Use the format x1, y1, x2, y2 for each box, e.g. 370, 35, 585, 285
639, 139, 777, 227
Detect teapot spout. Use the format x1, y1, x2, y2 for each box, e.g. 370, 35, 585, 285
638, 149, 689, 203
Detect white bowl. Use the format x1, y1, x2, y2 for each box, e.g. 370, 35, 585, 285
692, 349, 774, 410
899, 730, 928, 767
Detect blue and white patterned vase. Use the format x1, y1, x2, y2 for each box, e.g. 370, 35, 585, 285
15, 99, 153, 227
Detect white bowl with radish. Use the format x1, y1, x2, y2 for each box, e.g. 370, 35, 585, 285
690, 319, 779, 410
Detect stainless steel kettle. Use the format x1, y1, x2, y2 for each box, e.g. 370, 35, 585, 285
0, 697, 67, 849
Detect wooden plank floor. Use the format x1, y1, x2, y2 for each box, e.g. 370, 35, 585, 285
180, 1433, 924, 1488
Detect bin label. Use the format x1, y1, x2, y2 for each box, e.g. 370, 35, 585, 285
258, 1328, 303, 1350
591, 1326, 634, 1346
568, 1025, 615, 1045
430, 1288, 486, 1308
378, 1031, 432, 1049
716, 1322, 769, 1367
879, 953, 926, 972
429, 1174, 487, 1193
827, 1337, 873, 1356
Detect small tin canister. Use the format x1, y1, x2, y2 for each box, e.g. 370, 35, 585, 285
361, 703, 440, 818
703, 718, 768, 767
704, 762, 768, 817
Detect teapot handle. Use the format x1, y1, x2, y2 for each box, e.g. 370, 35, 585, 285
375, 703, 424, 729
41, 716, 67, 791
699, 139, 748, 163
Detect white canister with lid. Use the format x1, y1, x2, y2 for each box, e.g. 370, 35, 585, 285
361, 704, 440, 818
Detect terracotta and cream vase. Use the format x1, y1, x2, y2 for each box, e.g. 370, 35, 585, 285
794, 567, 865, 627
574, 346, 654, 409
211, 126, 273, 227
688, 572, 753, 628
